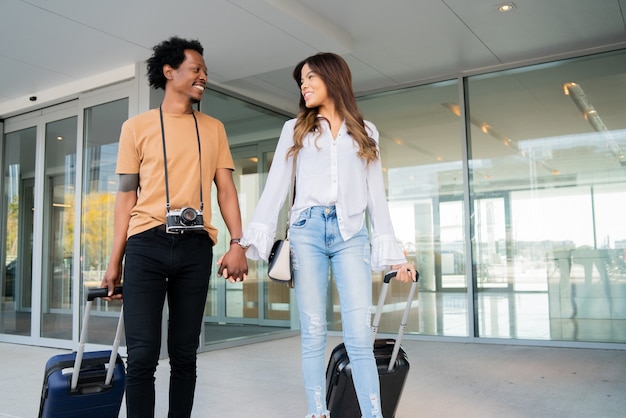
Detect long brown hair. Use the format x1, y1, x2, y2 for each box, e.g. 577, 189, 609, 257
289, 53, 379, 164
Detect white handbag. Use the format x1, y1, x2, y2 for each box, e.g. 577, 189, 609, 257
267, 156, 296, 287
267, 238, 291, 283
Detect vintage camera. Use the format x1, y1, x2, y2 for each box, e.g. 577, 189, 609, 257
166, 207, 204, 233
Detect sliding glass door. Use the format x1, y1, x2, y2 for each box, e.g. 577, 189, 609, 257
1, 127, 36, 336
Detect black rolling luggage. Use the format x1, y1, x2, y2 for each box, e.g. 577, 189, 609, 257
39, 287, 125, 418
326, 270, 419, 417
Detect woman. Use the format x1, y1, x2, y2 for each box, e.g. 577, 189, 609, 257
240, 52, 416, 418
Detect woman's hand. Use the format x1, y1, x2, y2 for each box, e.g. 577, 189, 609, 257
391, 262, 417, 282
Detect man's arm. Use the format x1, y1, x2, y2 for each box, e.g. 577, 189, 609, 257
101, 174, 138, 298
214, 168, 248, 282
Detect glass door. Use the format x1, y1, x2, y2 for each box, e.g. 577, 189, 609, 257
41, 116, 78, 340
203, 141, 291, 346
1, 127, 36, 336
235, 144, 292, 323
223, 145, 260, 322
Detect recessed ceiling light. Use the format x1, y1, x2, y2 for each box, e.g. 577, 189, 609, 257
497, 2, 516, 12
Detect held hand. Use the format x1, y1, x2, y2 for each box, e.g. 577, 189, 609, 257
217, 248, 248, 284
391, 262, 417, 283
101, 265, 123, 301
215, 255, 234, 282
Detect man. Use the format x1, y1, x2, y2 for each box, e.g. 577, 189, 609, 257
102, 36, 248, 418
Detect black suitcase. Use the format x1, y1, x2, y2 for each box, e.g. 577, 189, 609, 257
39, 287, 125, 418
326, 270, 419, 417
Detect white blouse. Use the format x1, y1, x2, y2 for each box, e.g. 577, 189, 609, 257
242, 118, 406, 271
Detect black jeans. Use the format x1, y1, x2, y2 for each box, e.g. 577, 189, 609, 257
123, 226, 213, 418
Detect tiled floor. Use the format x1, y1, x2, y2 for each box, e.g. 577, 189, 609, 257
2, 335, 626, 417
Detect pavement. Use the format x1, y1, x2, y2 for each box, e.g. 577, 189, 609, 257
1, 336, 625, 417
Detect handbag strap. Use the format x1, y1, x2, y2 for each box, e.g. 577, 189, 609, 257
285, 155, 297, 236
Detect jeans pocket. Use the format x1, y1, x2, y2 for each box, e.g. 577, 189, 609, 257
290, 210, 309, 229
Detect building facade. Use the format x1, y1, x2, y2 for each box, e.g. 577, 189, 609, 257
2, 46, 626, 352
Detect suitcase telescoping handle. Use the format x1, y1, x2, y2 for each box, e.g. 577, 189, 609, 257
371, 270, 419, 371
87, 286, 123, 301
71, 287, 124, 391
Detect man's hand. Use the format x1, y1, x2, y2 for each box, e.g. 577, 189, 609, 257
101, 264, 123, 301
217, 246, 248, 283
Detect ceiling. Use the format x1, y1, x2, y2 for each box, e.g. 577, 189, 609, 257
1, 0, 626, 119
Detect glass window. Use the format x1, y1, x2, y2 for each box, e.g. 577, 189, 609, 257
356, 80, 467, 337
1, 127, 36, 336
81, 98, 128, 344
200, 89, 291, 345
467, 49, 626, 343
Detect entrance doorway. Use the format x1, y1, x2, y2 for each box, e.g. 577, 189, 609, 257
203, 141, 293, 346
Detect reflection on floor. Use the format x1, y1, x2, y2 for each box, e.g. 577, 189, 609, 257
203, 323, 290, 346
2, 272, 626, 347
330, 274, 626, 344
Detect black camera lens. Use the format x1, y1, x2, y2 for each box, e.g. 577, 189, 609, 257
180, 208, 198, 225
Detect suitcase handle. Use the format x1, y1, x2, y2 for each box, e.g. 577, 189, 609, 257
383, 269, 419, 283
71, 287, 124, 391
87, 286, 123, 301
372, 270, 419, 371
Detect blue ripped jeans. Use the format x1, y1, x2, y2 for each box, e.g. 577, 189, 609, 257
290, 206, 383, 418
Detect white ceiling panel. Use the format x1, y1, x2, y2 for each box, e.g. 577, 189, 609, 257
444, 0, 626, 62
0, 1, 146, 100
0, 56, 74, 101
298, 0, 502, 84
1, 0, 625, 117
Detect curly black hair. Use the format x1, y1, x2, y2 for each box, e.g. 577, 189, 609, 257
146, 36, 204, 90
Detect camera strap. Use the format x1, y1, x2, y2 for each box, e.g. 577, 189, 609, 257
159, 105, 204, 213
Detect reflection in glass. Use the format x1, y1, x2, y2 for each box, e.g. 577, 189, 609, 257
81, 99, 128, 345
474, 197, 509, 290
225, 152, 259, 320
1, 127, 36, 335
201, 89, 290, 345
467, 49, 626, 343
357, 80, 467, 337
42, 117, 77, 339
439, 200, 466, 289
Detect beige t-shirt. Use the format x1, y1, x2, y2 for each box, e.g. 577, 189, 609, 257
116, 108, 234, 244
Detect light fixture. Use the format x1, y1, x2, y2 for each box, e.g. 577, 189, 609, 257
563, 82, 626, 166
497, 2, 516, 12
56, 136, 63, 141
564, 82, 605, 130
442, 103, 519, 151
